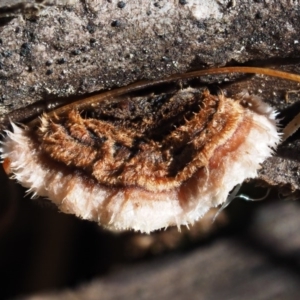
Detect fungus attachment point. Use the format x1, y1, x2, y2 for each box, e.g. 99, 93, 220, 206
1, 86, 279, 233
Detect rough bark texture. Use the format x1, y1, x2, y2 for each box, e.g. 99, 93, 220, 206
0, 0, 299, 114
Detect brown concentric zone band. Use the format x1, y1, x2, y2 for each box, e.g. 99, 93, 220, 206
33, 89, 248, 193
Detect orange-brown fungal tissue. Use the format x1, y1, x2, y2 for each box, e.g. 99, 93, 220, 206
2, 157, 11, 175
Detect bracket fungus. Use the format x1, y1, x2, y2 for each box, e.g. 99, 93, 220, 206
2, 67, 300, 233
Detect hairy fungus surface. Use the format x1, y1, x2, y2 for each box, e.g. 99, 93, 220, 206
1, 88, 279, 232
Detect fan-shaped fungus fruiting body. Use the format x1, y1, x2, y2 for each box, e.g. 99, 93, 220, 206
5, 66, 300, 233
1, 85, 279, 233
